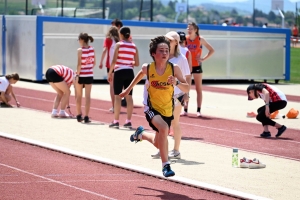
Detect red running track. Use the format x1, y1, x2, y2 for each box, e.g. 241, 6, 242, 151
12, 87, 300, 161
0, 137, 238, 200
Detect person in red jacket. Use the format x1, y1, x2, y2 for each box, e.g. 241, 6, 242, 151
292, 24, 299, 47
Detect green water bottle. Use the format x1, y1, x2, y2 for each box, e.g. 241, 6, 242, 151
232, 148, 238, 167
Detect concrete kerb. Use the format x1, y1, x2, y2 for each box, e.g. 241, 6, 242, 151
0, 132, 271, 200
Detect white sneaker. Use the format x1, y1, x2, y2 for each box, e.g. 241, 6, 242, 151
151, 150, 181, 159
151, 151, 160, 158
168, 150, 181, 159
58, 111, 70, 118
240, 157, 252, 168
109, 107, 114, 113
180, 111, 188, 116
51, 113, 58, 118
249, 158, 266, 169
197, 112, 201, 117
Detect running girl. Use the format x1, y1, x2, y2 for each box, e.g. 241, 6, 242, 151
121, 36, 189, 177
150, 31, 191, 159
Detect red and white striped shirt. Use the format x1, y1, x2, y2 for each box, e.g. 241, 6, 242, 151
80, 46, 95, 77
114, 41, 136, 72
258, 83, 287, 102
51, 65, 74, 85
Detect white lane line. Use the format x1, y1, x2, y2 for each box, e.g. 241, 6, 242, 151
0, 179, 147, 184
16, 94, 300, 145
0, 132, 271, 200
0, 162, 116, 200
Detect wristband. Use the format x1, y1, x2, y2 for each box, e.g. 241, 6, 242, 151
175, 81, 180, 86
265, 103, 269, 106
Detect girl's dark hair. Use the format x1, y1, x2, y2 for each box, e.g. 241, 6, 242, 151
5, 73, 19, 80
188, 22, 199, 36
120, 27, 131, 39
149, 36, 170, 60
111, 18, 123, 28
106, 26, 120, 43
78, 32, 94, 44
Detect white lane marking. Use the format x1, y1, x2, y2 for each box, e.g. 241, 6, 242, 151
0, 179, 147, 184
16, 94, 300, 145
0, 163, 117, 200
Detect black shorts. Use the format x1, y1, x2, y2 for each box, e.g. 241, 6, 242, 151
145, 108, 174, 133
191, 65, 203, 74
113, 69, 134, 95
78, 76, 93, 85
176, 94, 185, 106
45, 68, 63, 83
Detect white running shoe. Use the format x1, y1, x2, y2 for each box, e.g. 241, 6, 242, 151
58, 111, 70, 118
51, 113, 58, 118
249, 158, 266, 169
197, 112, 201, 117
151, 150, 181, 159
240, 157, 252, 168
151, 151, 160, 158
180, 111, 188, 116
168, 150, 181, 159
109, 107, 114, 113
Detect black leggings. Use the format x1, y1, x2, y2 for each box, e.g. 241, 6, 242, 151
256, 100, 287, 126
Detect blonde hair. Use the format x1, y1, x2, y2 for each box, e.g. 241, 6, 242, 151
106, 26, 120, 43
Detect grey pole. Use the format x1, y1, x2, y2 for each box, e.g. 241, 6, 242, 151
296, 2, 298, 26
61, 0, 64, 17
253, 0, 255, 26
26, 0, 28, 15
121, 0, 123, 19
102, 0, 106, 19
150, 0, 153, 21
186, 0, 189, 23
4, 0, 7, 15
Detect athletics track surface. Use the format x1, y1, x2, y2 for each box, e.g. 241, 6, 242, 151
12, 87, 300, 160
1, 84, 299, 199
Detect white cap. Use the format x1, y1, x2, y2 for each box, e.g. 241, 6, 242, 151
165, 31, 181, 54
165, 31, 180, 44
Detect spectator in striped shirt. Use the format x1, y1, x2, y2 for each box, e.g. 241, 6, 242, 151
99, 26, 120, 113
247, 83, 287, 138
76, 33, 96, 123
107, 27, 139, 129
45, 65, 75, 118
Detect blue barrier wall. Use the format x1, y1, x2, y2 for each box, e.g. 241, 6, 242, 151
2, 16, 291, 81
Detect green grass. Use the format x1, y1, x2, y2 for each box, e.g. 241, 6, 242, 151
288, 48, 300, 84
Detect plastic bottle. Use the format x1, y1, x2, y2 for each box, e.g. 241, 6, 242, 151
232, 148, 238, 167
